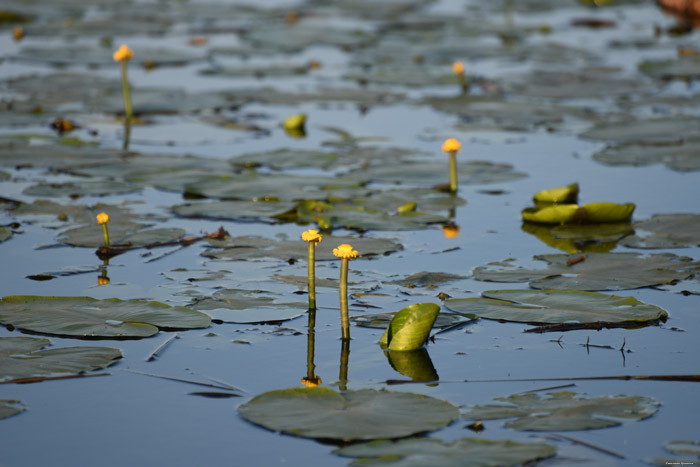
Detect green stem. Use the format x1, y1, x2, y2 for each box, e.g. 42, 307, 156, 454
307, 242, 317, 310
339, 338, 350, 391
306, 308, 317, 380
339, 258, 350, 340
449, 151, 458, 194
458, 74, 469, 95
123, 120, 131, 151
101, 224, 110, 247
120, 60, 133, 123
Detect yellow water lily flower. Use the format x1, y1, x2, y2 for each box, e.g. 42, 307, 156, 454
113, 44, 134, 62
96, 213, 109, 225
302, 229, 322, 243
442, 138, 461, 153
452, 61, 465, 75
333, 244, 358, 259
443, 223, 460, 239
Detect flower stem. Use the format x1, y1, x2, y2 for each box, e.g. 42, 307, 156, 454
120, 60, 133, 123
458, 74, 469, 95
338, 338, 350, 391
339, 257, 350, 340
449, 151, 458, 193
306, 308, 317, 381
101, 224, 110, 247
307, 241, 317, 310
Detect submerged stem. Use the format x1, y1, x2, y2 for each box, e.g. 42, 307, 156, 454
339, 257, 350, 340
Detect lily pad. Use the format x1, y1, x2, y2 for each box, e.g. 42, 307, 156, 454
621, 214, 700, 249
444, 289, 668, 325
0, 227, 12, 243
533, 183, 579, 204
472, 252, 700, 291
0, 399, 25, 420
581, 118, 700, 144
59, 222, 186, 248
172, 200, 297, 222
200, 64, 311, 79
202, 235, 402, 262
334, 437, 557, 467
15, 45, 203, 68
664, 440, 700, 456
238, 387, 459, 441
388, 271, 467, 288
462, 391, 660, 431
351, 160, 527, 186
522, 221, 633, 253
639, 57, 700, 81
241, 20, 376, 53
23, 180, 139, 198
380, 303, 441, 351
592, 141, 700, 172
0, 296, 210, 338
230, 149, 338, 171
352, 311, 476, 329
0, 336, 121, 382
191, 289, 306, 324
521, 202, 635, 224
271, 275, 341, 289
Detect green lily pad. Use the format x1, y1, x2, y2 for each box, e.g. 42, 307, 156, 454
202, 235, 402, 262
522, 221, 633, 253
0, 296, 210, 338
238, 387, 459, 441
533, 183, 579, 203
581, 118, 700, 144
241, 21, 376, 53
183, 172, 368, 201
0, 399, 25, 420
639, 57, 700, 81
1, 336, 121, 382
0, 227, 12, 243
0, 141, 125, 171
592, 140, 700, 172
345, 66, 470, 88
380, 303, 441, 351
621, 214, 700, 249
15, 45, 203, 68
388, 271, 468, 288
0, 170, 9, 181
59, 222, 185, 248
462, 391, 660, 431
351, 160, 527, 186
472, 252, 700, 291
352, 311, 476, 329
230, 149, 338, 171
521, 202, 635, 224
191, 289, 306, 324
270, 275, 342, 289
200, 64, 311, 79
23, 180, 139, 198
664, 440, 700, 456
506, 69, 645, 100
444, 289, 667, 325
172, 200, 297, 222
334, 437, 557, 467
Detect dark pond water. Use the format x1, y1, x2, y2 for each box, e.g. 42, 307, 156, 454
1, 0, 700, 466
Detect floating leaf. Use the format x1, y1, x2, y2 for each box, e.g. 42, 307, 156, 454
0, 399, 25, 420
621, 214, 700, 249
522, 202, 635, 224
238, 387, 459, 441
0, 227, 12, 243
0, 336, 121, 382
59, 223, 186, 248
230, 149, 338, 171
242, 21, 377, 53
334, 437, 556, 467
172, 200, 297, 222
23, 180, 139, 198
462, 391, 659, 431
533, 183, 579, 203
639, 57, 700, 81
664, 440, 700, 456
353, 311, 476, 329
388, 271, 467, 288
0, 296, 210, 338
581, 118, 700, 144
191, 289, 306, 324
592, 140, 700, 172
472, 252, 700, 290
202, 235, 402, 262
379, 303, 441, 351
444, 289, 667, 325
15, 45, 203, 68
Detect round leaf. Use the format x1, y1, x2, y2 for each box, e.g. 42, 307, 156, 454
380, 303, 441, 351
238, 387, 459, 441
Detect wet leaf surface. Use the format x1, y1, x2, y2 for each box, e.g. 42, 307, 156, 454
581, 118, 700, 144
463, 391, 660, 431
444, 289, 668, 325
379, 303, 440, 350
473, 252, 700, 291
23, 180, 139, 198
0, 336, 121, 382
621, 213, 700, 249
387, 271, 467, 287
0, 399, 25, 420
352, 311, 476, 329
238, 387, 459, 441
191, 289, 306, 324
334, 437, 556, 467
0, 296, 210, 338
592, 140, 700, 172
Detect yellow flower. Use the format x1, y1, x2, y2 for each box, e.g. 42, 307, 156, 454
443, 223, 460, 239
97, 276, 110, 285
113, 44, 134, 62
333, 244, 358, 259
96, 213, 109, 225
301, 376, 322, 387
442, 138, 461, 153
302, 229, 322, 243
452, 61, 465, 75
